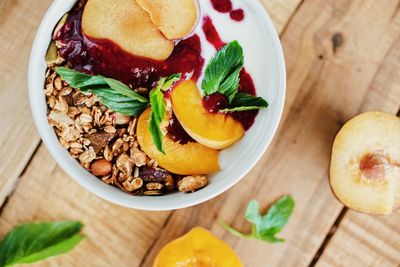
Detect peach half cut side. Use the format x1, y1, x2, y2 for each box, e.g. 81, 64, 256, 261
330, 111, 400, 215
82, 0, 174, 61
171, 80, 245, 150
136, 108, 220, 175
136, 0, 199, 40
153, 227, 243, 267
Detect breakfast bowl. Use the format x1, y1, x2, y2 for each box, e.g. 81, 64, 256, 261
28, 0, 286, 211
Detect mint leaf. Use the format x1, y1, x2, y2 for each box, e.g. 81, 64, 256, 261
201, 41, 244, 99
219, 196, 295, 243
0, 221, 84, 267
56, 67, 148, 116
220, 93, 268, 113
149, 74, 181, 153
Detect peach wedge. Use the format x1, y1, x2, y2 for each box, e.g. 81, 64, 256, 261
82, 0, 173, 60
136, 0, 199, 40
330, 111, 400, 215
137, 108, 220, 175
153, 227, 243, 267
171, 80, 244, 150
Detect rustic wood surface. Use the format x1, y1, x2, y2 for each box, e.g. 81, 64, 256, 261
0, 0, 399, 266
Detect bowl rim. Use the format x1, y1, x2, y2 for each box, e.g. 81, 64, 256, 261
28, 0, 286, 211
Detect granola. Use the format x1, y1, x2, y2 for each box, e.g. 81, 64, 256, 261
45, 66, 208, 195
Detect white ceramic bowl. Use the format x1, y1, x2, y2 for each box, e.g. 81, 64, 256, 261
29, 0, 286, 211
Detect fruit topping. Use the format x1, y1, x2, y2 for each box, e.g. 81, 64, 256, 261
330, 111, 400, 215
171, 80, 244, 150
153, 227, 243, 267
82, 0, 174, 60
136, 0, 199, 40
137, 108, 220, 175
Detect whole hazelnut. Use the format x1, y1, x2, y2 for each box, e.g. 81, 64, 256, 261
91, 159, 112, 176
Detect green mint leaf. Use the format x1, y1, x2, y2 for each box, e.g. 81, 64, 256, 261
56, 67, 149, 116
0, 221, 84, 267
161, 73, 182, 91
219, 196, 295, 243
148, 74, 181, 153
220, 93, 268, 113
201, 41, 244, 97
103, 78, 147, 103
56, 67, 107, 88
258, 196, 295, 242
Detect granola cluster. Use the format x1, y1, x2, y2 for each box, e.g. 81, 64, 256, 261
44, 66, 208, 195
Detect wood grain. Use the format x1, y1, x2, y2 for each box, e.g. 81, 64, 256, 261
0, 0, 52, 206
141, 0, 400, 265
316, 212, 400, 267
0, 0, 400, 266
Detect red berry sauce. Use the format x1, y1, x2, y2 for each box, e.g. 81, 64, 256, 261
203, 93, 229, 113
54, 3, 204, 89
209, 0, 245, 22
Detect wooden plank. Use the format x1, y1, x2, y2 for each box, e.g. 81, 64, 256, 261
0, 0, 52, 206
0, 145, 171, 267
140, 0, 400, 266
316, 211, 400, 267
315, 19, 400, 266
260, 0, 304, 33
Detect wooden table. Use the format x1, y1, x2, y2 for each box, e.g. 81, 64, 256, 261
1, 0, 400, 266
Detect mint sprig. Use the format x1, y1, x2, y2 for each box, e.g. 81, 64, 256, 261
201, 41, 269, 112
202, 41, 244, 101
0, 221, 84, 267
149, 74, 181, 153
219, 196, 295, 243
56, 67, 148, 116
220, 93, 268, 113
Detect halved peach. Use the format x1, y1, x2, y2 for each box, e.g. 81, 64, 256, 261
330, 111, 400, 215
136, 0, 199, 40
153, 227, 243, 267
171, 80, 244, 150
82, 0, 174, 60
137, 108, 220, 175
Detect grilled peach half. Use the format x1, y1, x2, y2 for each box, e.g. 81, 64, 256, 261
137, 108, 220, 175
330, 111, 400, 215
171, 80, 244, 150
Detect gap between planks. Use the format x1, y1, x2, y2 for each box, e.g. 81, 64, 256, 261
0, 141, 42, 217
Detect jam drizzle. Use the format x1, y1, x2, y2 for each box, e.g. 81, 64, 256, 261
54, 3, 204, 89
209, 0, 245, 22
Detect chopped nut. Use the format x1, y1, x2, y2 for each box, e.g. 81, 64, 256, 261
115, 114, 131, 125
116, 153, 134, 176
122, 177, 143, 192
178, 176, 208, 193
127, 118, 137, 135
130, 147, 147, 167
79, 146, 96, 164
143, 190, 162, 196
104, 125, 116, 134
146, 182, 164, 191
103, 145, 113, 161
86, 132, 115, 154
112, 138, 124, 153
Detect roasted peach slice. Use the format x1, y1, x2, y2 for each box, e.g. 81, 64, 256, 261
82, 0, 174, 60
171, 81, 244, 150
136, 0, 199, 40
330, 111, 400, 215
137, 108, 220, 175
153, 227, 243, 267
